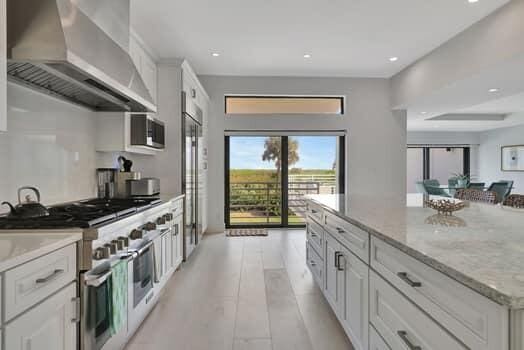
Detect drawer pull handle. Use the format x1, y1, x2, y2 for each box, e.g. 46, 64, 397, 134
336, 252, 345, 271
311, 209, 318, 214
397, 272, 422, 288
71, 297, 81, 323
336, 227, 345, 233
397, 331, 422, 350
310, 260, 316, 266
334, 252, 345, 271
36, 269, 64, 284
310, 232, 318, 238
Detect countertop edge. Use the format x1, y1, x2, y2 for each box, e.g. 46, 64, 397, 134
306, 197, 520, 309
0, 232, 82, 272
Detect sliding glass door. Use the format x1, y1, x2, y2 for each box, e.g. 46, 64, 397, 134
225, 134, 345, 228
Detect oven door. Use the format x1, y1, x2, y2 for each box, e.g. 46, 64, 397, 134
132, 240, 154, 307
128, 240, 156, 334
82, 266, 113, 350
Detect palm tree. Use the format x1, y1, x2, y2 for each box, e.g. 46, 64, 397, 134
262, 137, 299, 173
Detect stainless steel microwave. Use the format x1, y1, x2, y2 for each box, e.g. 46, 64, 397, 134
130, 114, 165, 149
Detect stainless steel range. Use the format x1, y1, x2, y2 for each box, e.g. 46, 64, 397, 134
0, 197, 175, 350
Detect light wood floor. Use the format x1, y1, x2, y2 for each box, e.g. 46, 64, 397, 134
125, 229, 353, 350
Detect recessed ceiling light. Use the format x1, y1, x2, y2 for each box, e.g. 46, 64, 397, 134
421, 111, 427, 115
303, 54, 312, 58
468, 0, 479, 3
389, 57, 398, 62
489, 88, 499, 93
212, 53, 220, 57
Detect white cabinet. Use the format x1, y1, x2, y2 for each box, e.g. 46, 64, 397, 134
172, 213, 183, 269
371, 237, 508, 350
1, 0, 6, 132
5, 282, 77, 350
323, 230, 368, 350
370, 326, 391, 350
338, 245, 369, 350
370, 271, 467, 350
129, 33, 157, 103
323, 232, 342, 312
162, 229, 172, 277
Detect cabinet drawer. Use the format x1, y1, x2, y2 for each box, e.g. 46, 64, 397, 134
306, 242, 323, 286
306, 219, 323, 257
371, 237, 508, 350
370, 326, 391, 350
5, 244, 76, 321
370, 271, 467, 350
324, 212, 369, 263
306, 201, 323, 224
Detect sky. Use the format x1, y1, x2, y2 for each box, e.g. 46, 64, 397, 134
229, 136, 337, 170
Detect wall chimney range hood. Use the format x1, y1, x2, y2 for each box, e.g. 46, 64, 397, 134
6, 0, 157, 113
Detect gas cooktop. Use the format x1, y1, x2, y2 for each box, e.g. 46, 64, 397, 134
0, 198, 162, 229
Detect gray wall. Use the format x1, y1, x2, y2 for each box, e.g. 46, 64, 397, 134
199, 75, 406, 232
0, 83, 97, 208
479, 124, 524, 193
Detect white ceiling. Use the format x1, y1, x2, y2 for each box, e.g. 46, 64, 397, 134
407, 55, 524, 132
130, 0, 508, 78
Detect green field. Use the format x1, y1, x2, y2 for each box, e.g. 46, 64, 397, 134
229, 169, 335, 225
230, 168, 335, 183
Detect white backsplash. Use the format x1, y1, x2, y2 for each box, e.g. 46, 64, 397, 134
0, 83, 98, 210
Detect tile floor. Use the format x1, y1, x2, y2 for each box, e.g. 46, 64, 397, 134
125, 229, 353, 350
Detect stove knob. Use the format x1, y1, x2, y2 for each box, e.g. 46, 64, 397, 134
93, 246, 110, 260
117, 236, 129, 247
129, 229, 143, 240
164, 213, 173, 222
144, 222, 157, 231
104, 243, 117, 254
156, 216, 166, 225
112, 239, 124, 250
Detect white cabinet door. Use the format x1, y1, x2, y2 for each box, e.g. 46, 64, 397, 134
339, 246, 369, 350
370, 326, 391, 350
172, 215, 183, 268
324, 233, 342, 313
1, 0, 6, 132
5, 283, 77, 350
162, 230, 173, 276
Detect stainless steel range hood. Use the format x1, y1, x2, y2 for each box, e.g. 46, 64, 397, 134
6, 0, 157, 112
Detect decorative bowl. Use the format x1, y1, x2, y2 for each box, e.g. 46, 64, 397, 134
424, 198, 466, 215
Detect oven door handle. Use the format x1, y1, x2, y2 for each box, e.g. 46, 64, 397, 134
85, 270, 112, 287
135, 240, 154, 255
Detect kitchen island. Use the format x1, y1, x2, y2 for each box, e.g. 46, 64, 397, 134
305, 193, 524, 350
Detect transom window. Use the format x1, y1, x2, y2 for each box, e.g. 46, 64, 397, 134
225, 96, 344, 115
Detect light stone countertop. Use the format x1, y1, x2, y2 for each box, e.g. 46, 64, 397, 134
307, 193, 524, 309
159, 193, 185, 203
0, 230, 82, 272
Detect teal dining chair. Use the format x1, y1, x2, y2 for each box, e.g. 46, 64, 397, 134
423, 179, 450, 197
448, 177, 459, 188
487, 182, 513, 203
468, 182, 485, 190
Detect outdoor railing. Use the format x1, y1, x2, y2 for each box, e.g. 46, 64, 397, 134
229, 181, 323, 224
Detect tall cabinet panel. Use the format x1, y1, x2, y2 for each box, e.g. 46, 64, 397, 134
0, 0, 6, 132
181, 61, 209, 238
